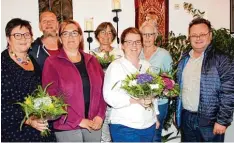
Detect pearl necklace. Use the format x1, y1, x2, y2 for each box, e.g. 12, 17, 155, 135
9, 50, 31, 65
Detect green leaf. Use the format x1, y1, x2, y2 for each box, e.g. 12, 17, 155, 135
19, 116, 27, 131
112, 80, 120, 90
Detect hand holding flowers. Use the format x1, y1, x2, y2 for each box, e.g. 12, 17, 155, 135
113, 69, 179, 108
113, 71, 165, 108
16, 83, 68, 136
25, 116, 49, 132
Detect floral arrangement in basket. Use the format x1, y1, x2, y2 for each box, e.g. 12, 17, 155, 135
92, 51, 115, 69
16, 83, 68, 136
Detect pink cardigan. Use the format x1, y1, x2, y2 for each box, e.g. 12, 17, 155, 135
42, 49, 106, 130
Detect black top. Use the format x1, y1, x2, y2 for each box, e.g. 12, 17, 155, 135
74, 54, 90, 118
1, 49, 56, 142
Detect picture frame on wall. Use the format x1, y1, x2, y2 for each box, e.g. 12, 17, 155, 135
231, 0, 234, 33
134, 0, 169, 39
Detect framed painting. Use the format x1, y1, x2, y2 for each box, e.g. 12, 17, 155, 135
135, 0, 169, 38
231, 0, 234, 33
39, 0, 73, 22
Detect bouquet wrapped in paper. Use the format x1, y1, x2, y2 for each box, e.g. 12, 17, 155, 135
16, 83, 68, 136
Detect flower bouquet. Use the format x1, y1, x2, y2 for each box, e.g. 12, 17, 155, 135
114, 71, 165, 108
160, 71, 179, 98
92, 51, 115, 69
16, 83, 68, 136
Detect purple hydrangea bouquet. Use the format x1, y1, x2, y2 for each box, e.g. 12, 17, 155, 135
120, 71, 165, 99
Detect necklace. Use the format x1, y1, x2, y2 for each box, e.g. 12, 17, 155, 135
9, 50, 31, 65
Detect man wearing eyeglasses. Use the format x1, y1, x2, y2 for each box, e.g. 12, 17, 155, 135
29, 11, 62, 69
176, 17, 234, 142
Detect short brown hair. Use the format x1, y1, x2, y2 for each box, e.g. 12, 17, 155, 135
5, 18, 33, 37
120, 27, 143, 44
189, 17, 212, 33
59, 19, 84, 50
95, 22, 117, 42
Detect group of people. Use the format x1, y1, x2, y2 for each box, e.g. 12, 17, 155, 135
1, 10, 233, 142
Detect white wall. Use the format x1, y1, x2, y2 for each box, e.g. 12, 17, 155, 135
1, 0, 233, 142
73, 0, 135, 52
1, 0, 230, 52
1, 0, 41, 50
169, 0, 230, 35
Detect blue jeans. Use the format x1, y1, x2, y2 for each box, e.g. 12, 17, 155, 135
109, 124, 155, 142
153, 103, 168, 142
181, 109, 225, 142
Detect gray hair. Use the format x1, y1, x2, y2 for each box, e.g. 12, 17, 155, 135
139, 20, 158, 34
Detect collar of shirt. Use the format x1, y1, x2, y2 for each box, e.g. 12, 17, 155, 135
189, 49, 204, 62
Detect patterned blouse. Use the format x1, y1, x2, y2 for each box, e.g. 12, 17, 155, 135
1, 49, 56, 142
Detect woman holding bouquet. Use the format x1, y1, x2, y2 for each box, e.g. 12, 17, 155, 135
103, 27, 159, 142
140, 20, 173, 142
94, 22, 124, 142
93, 22, 124, 61
42, 20, 107, 142
1, 18, 56, 142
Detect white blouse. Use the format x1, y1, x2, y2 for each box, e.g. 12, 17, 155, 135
103, 57, 159, 129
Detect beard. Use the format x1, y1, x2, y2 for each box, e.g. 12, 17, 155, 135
43, 30, 57, 38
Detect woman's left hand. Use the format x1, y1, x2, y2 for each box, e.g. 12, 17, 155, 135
156, 121, 160, 129
25, 116, 48, 132
91, 116, 103, 130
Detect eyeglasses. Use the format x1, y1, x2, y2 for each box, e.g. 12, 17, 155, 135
10, 32, 31, 40
142, 33, 156, 37
100, 31, 112, 36
124, 40, 142, 46
189, 31, 210, 40
61, 30, 80, 37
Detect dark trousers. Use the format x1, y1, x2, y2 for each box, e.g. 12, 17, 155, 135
109, 124, 155, 142
181, 109, 225, 142
153, 103, 168, 142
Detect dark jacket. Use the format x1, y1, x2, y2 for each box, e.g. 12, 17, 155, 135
42, 48, 107, 130
29, 37, 62, 70
176, 44, 234, 128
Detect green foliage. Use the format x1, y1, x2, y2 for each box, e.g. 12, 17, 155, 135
15, 83, 68, 136
92, 51, 115, 69
183, 2, 205, 18
162, 131, 181, 143
120, 71, 165, 99
212, 28, 234, 57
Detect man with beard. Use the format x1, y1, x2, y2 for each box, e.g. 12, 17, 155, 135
29, 11, 62, 69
